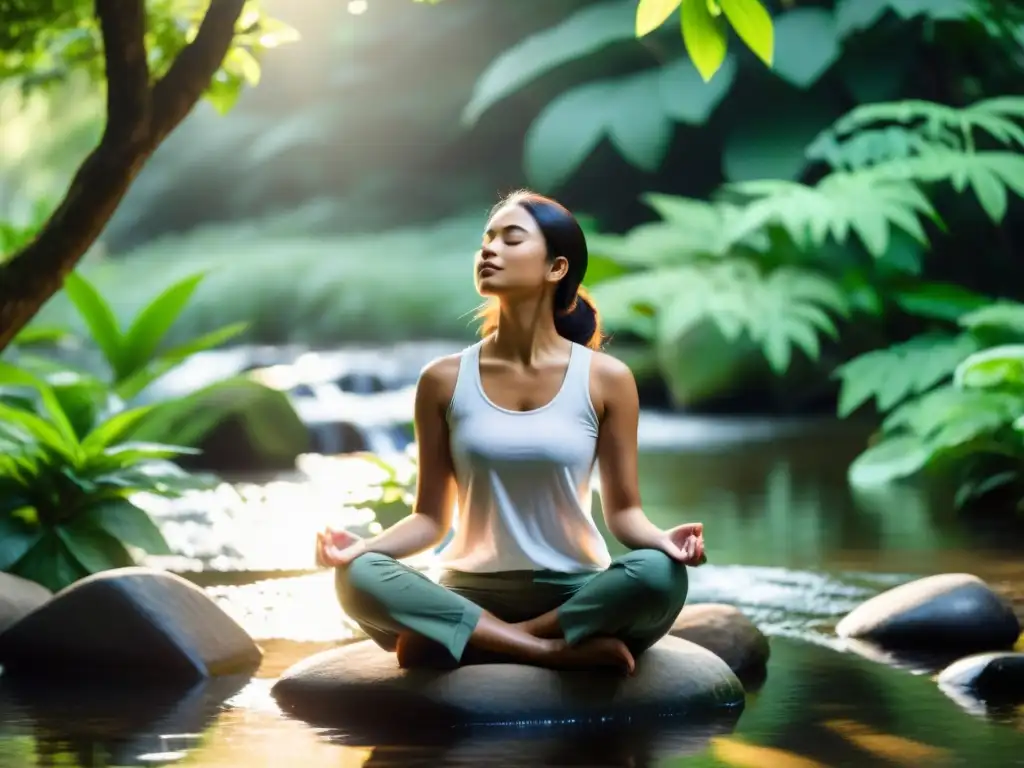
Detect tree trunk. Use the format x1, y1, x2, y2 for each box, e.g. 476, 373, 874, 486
0, 0, 247, 352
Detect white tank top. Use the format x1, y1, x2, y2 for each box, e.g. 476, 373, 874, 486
440, 340, 612, 573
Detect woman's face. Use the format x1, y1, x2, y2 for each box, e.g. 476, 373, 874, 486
475, 203, 567, 299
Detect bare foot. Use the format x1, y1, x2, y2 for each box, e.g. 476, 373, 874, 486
395, 633, 457, 670
550, 636, 636, 675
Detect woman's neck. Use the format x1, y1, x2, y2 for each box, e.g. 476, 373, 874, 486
490, 296, 565, 365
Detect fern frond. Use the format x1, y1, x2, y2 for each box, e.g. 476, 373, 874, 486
833, 332, 981, 417
593, 259, 847, 374
872, 150, 1024, 223
726, 173, 938, 257
805, 126, 952, 171
881, 384, 1024, 447
826, 97, 1024, 152
960, 301, 1024, 338
587, 194, 756, 267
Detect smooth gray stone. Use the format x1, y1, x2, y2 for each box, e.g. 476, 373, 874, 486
669, 603, 769, 680
0, 567, 262, 684
835, 573, 1020, 652
937, 652, 1024, 700
272, 635, 745, 728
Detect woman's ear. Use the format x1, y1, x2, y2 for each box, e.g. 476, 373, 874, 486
547, 255, 570, 283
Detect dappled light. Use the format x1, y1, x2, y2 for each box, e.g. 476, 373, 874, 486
3, 0, 1024, 765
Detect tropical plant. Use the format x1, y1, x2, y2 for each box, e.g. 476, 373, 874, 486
0, 363, 207, 592
838, 302, 1024, 513
635, 0, 774, 82
10, 268, 308, 465
586, 95, 1024, 405
463, 0, 1009, 191
589, 194, 849, 370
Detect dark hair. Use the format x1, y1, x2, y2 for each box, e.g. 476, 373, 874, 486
477, 190, 603, 350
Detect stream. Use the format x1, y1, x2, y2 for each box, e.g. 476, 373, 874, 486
1, 347, 1023, 767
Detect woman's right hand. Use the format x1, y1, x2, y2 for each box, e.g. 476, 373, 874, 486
315, 527, 366, 568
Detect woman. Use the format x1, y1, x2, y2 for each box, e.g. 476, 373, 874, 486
316, 191, 705, 675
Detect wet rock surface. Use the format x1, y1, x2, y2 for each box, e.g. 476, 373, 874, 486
272, 635, 745, 728
0, 567, 262, 684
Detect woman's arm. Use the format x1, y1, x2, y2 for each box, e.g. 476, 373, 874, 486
594, 355, 704, 563
360, 356, 458, 559
319, 356, 458, 566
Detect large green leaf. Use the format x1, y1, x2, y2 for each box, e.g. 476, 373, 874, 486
82, 499, 172, 556
772, 8, 839, 88
636, 0, 682, 36
0, 362, 79, 446
0, 512, 41, 571
954, 345, 1024, 390
959, 302, 1024, 338
57, 517, 137, 573
658, 55, 736, 124
114, 319, 249, 403
681, 0, 729, 82
48, 371, 108, 441
62, 271, 123, 373
0, 401, 77, 461
524, 81, 612, 190
718, 0, 774, 67
606, 73, 674, 173
462, 0, 636, 125
118, 271, 207, 380
834, 0, 890, 37
80, 405, 157, 453
9, 530, 89, 593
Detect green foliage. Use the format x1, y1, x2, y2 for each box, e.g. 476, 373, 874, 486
841, 302, 1024, 512
465, 0, 1003, 189
60, 270, 247, 401
0, 0, 298, 114
0, 363, 205, 592
588, 193, 850, 395
636, 0, 774, 82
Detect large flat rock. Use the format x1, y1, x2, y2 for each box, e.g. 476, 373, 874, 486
272, 635, 744, 728
0, 567, 262, 684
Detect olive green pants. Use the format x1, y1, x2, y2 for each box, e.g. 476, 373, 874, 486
335, 548, 689, 663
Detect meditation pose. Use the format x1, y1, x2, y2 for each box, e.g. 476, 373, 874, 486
316, 191, 706, 674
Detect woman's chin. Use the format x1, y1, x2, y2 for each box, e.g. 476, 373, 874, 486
475, 277, 503, 295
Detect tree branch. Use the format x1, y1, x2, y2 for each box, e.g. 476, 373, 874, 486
96, 0, 151, 143
0, 0, 248, 351
152, 0, 247, 142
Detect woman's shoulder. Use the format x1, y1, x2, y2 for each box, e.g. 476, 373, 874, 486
416, 350, 468, 405
588, 349, 638, 415
589, 349, 635, 386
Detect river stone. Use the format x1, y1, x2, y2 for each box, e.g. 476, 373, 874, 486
0, 572, 52, 634
272, 635, 744, 727
835, 573, 1021, 652
937, 652, 1024, 700
0, 567, 262, 684
669, 604, 769, 680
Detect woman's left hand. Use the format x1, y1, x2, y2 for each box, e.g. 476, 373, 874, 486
658, 522, 706, 565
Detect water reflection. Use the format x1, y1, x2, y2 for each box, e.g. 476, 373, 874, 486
3, 418, 1024, 766
3, 638, 1023, 767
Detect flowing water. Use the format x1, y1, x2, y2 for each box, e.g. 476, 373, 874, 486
1, 416, 1023, 767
